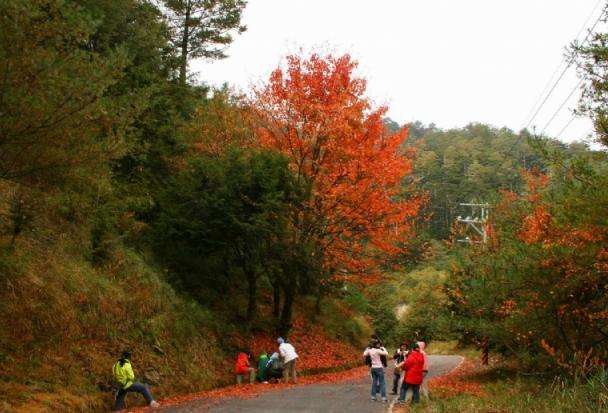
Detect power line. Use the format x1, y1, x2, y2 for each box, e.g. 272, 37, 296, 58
555, 114, 577, 138
521, 0, 603, 128
523, 1, 607, 132
540, 79, 584, 135
508, 2, 608, 156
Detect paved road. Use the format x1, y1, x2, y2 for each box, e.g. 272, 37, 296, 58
160, 355, 462, 413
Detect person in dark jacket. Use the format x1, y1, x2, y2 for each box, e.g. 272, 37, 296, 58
397, 342, 425, 404
391, 342, 409, 395
256, 351, 270, 382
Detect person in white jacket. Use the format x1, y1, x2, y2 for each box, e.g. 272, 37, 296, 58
363, 340, 389, 402
278, 337, 298, 383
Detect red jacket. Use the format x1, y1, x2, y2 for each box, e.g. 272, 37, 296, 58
235, 352, 250, 374
403, 349, 425, 385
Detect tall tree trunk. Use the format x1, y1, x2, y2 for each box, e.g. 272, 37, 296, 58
246, 271, 257, 323
273, 282, 280, 318
278, 286, 295, 336
179, 1, 191, 86
481, 337, 489, 366
311, 288, 323, 323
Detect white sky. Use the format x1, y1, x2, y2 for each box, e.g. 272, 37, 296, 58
191, 0, 607, 144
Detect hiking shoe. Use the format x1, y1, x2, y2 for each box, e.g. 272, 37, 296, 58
371, 397, 377, 402
149, 401, 160, 408
382, 398, 388, 403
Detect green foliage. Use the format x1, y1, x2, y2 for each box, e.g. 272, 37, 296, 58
444, 146, 608, 372
394, 267, 453, 342
0, 0, 130, 186
410, 369, 608, 413
573, 31, 608, 146
406, 122, 568, 239
151, 148, 304, 322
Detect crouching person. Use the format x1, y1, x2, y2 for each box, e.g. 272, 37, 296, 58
235, 351, 256, 384
113, 351, 159, 411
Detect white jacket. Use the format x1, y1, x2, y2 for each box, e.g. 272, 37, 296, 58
279, 342, 298, 363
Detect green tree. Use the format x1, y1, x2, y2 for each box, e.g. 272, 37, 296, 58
573, 30, 608, 146
0, 0, 130, 186
152, 149, 304, 324
163, 0, 247, 85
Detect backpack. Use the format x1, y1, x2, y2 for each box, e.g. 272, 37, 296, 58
267, 357, 283, 371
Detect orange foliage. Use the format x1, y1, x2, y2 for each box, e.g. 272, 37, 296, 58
518, 205, 552, 244
428, 358, 485, 397
247, 317, 360, 371
253, 53, 421, 280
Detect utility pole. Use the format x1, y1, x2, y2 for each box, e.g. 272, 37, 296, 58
456, 202, 490, 244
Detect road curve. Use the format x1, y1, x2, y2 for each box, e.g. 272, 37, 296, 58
159, 355, 463, 413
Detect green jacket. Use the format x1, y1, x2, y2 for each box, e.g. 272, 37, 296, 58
113, 360, 135, 389
256, 353, 269, 381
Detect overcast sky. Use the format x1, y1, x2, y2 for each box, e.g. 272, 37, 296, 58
191, 0, 607, 144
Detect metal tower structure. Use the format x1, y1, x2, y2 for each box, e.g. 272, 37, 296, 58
456, 202, 490, 244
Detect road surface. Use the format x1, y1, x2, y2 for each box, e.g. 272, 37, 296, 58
159, 355, 462, 413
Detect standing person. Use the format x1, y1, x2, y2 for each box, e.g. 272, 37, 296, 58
112, 351, 160, 411
417, 341, 430, 399
235, 351, 255, 384
278, 337, 298, 384
256, 351, 270, 383
363, 339, 389, 402
391, 342, 409, 395
397, 342, 425, 404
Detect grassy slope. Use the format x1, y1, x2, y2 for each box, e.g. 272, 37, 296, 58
0, 228, 369, 412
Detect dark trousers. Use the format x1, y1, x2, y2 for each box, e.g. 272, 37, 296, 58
113, 382, 154, 410
399, 382, 420, 403
392, 371, 400, 393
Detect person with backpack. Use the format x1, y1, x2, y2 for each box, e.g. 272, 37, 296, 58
112, 350, 159, 411
235, 351, 256, 384
391, 342, 409, 395
265, 351, 284, 382
397, 342, 425, 404
277, 337, 298, 384
362, 339, 389, 402
256, 351, 270, 383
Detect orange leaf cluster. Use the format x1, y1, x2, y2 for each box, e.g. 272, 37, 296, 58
428, 358, 485, 397
247, 317, 360, 371
253, 53, 421, 280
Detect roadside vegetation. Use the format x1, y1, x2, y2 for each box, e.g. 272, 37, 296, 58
2, 1, 608, 412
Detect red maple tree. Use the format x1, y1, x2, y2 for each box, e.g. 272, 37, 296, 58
253, 53, 421, 281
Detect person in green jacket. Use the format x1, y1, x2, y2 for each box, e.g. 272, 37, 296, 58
256, 351, 269, 383
112, 350, 160, 410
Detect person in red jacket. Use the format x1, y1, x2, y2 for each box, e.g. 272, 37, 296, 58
235, 351, 255, 384
397, 342, 425, 404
